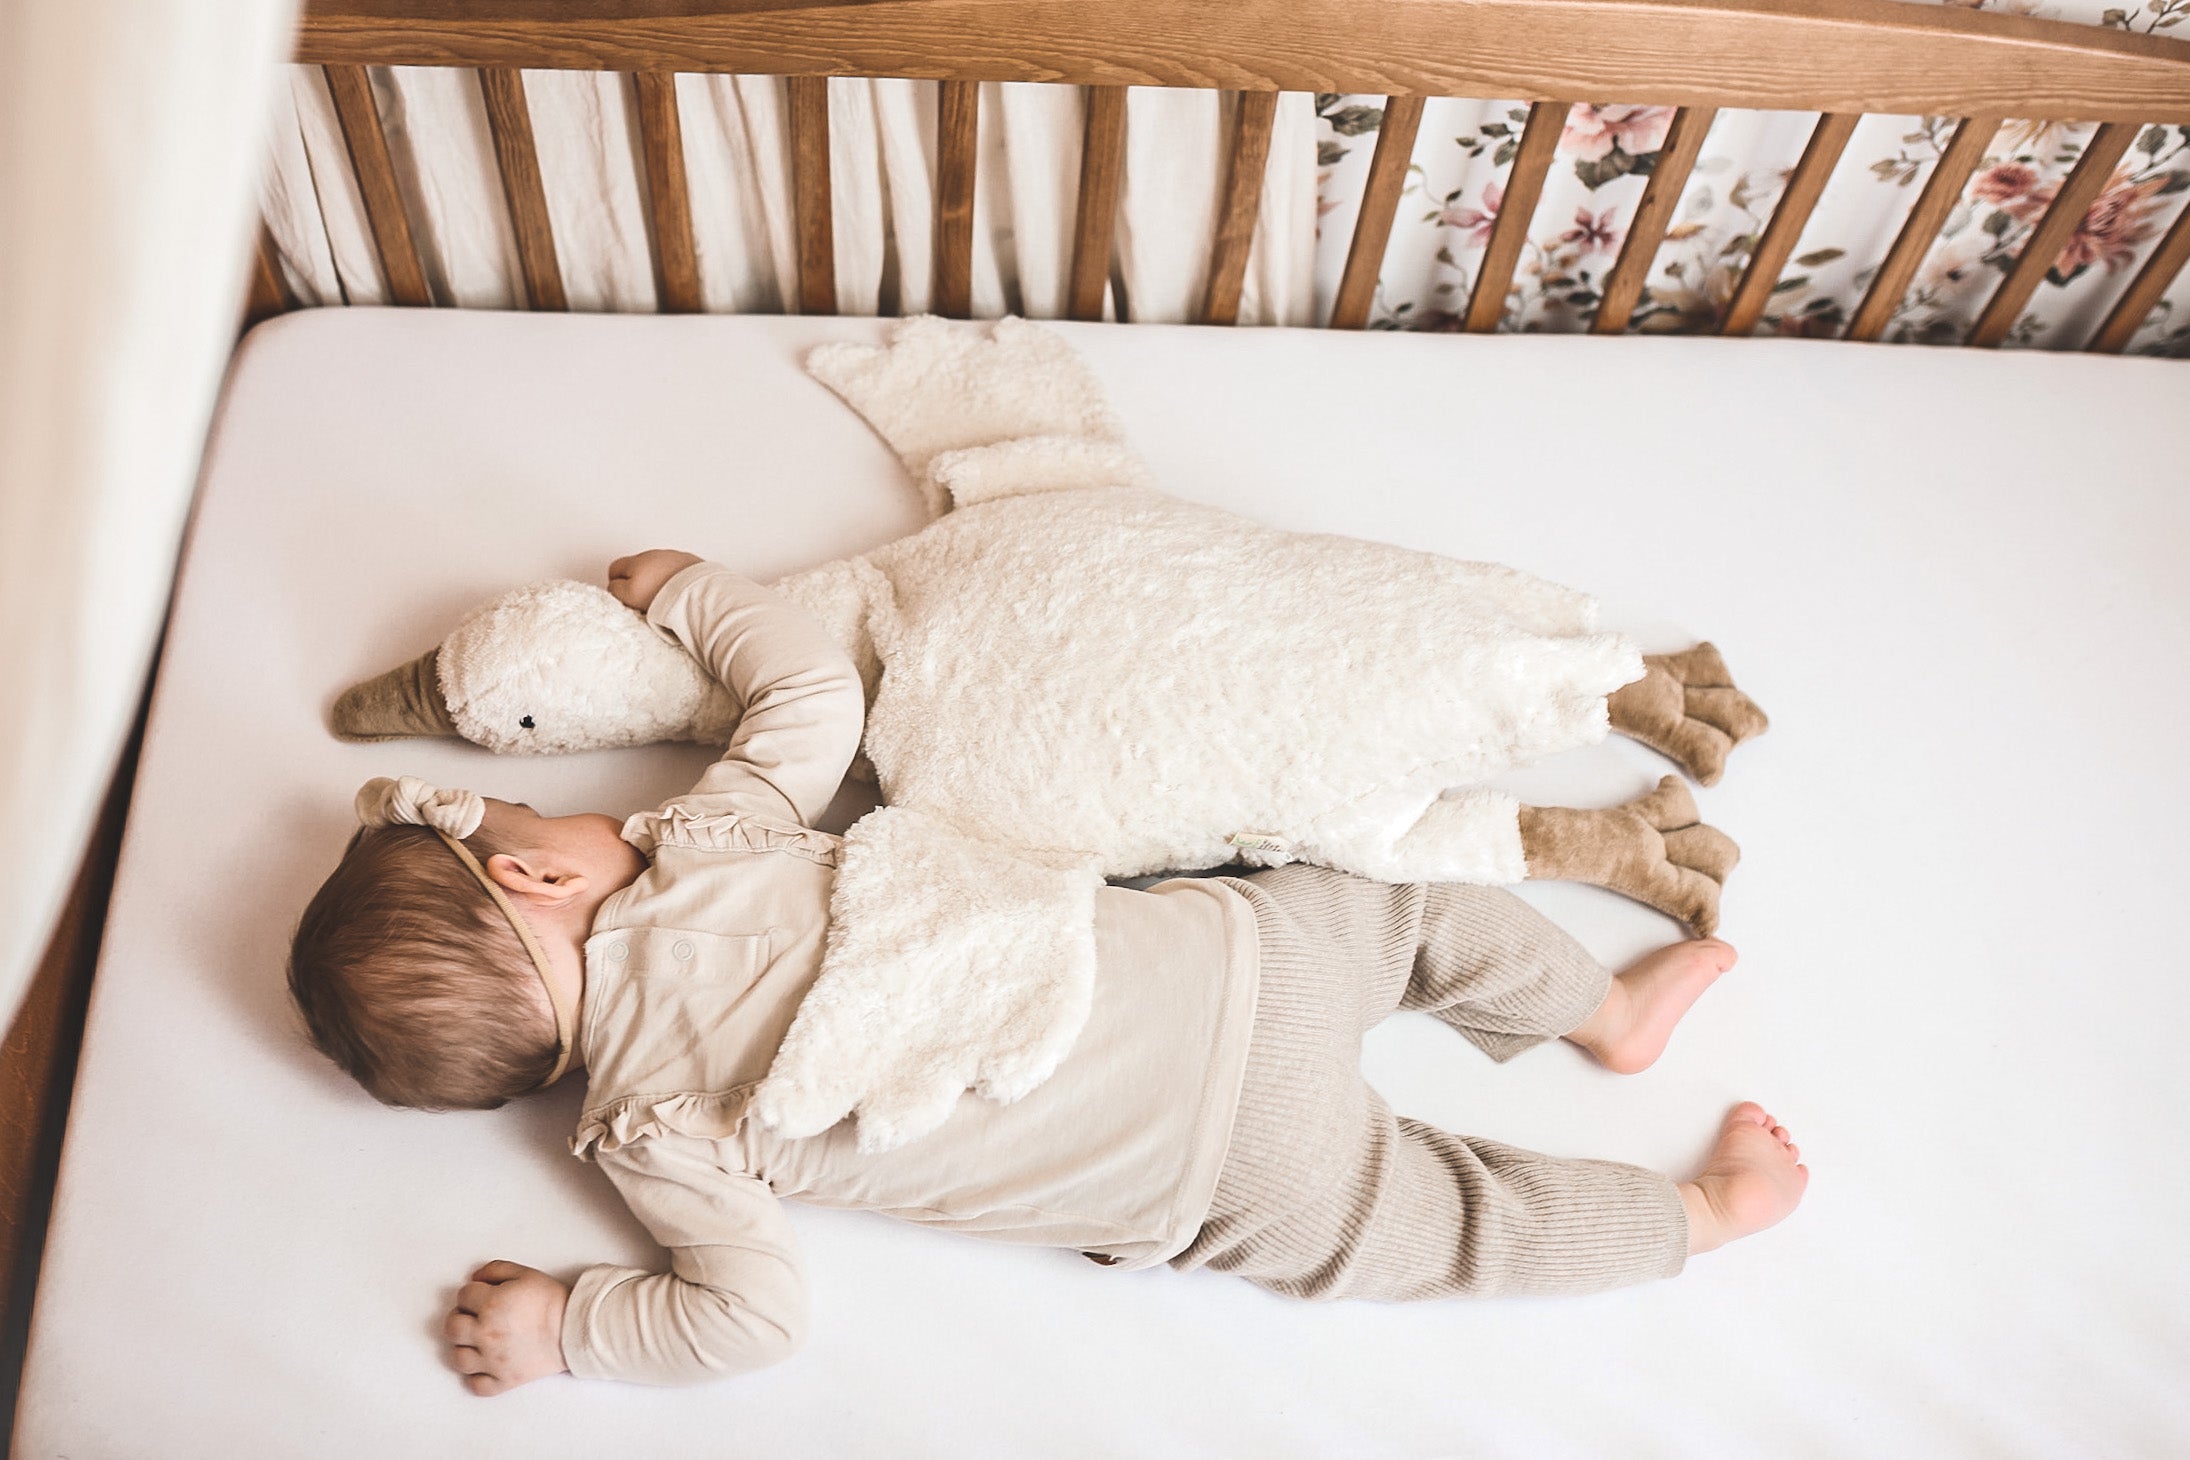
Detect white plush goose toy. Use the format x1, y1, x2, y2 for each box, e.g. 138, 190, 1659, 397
335, 317, 1764, 933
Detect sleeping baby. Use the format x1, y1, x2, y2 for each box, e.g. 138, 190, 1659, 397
288, 549, 1808, 1395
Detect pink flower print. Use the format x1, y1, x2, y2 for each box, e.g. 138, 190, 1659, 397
1971, 162, 2040, 207
2005, 179, 2061, 225
1438, 179, 1504, 248
1559, 205, 1624, 256
2052, 172, 2170, 278
1562, 104, 1675, 161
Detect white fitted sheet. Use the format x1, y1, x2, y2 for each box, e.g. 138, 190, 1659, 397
17, 310, 2190, 1458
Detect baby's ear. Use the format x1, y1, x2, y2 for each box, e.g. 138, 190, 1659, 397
483, 852, 576, 903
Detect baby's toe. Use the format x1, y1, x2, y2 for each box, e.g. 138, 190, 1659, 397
1728, 1101, 1771, 1129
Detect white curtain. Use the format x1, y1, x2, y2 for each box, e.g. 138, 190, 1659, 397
0, 0, 300, 1029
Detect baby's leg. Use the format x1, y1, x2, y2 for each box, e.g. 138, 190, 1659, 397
1183, 873, 1801, 1295
1190, 871, 1703, 1299
1225, 864, 1611, 1051
1178, 1073, 1692, 1300
1408, 881, 1734, 1072
1230, 866, 1729, 1072
1401, 881, 1614, 1061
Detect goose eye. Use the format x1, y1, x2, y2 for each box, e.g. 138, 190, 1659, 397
519, 715, 536, 729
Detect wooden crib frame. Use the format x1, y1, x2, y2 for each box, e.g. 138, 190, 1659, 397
260, 0, 2190, 349
8, 0, 2190, 1427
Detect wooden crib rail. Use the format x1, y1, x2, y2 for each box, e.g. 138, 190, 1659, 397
298, 0, 2190, 122
282, 0, 2190, 351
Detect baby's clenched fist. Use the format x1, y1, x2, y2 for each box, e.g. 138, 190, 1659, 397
444, 1260, 570, 1397
607, 550, 704, 613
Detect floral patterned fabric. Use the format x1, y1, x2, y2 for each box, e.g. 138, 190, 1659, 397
1313, 0, 2190, 356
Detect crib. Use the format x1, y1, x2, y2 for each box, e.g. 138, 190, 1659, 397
251, 0, 2190, 345
10, 1, 2190, 1455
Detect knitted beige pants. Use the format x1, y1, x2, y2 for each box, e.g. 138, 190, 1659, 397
1170, 864, 1689, 1300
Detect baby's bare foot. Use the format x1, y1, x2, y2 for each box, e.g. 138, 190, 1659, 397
1681, 1102, 1809, 1255
1567, 938, 1735, 1073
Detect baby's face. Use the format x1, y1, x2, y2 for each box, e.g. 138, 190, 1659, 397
480, 799, 647, 899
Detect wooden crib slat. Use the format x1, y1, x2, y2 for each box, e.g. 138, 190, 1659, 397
1329, 94, 1426, 330
1592, 105, 1717, 334
1966, 121, 2139, 347
1845, 114, 1995, 342
2086, 194, 2190, 354
1200, 90, 1279, 326
934, 79, 979, 318
1464, 99, 1565, 333
245, 227, 291, 328
788, 74, 837, 316
1720, 110, 1859, 336
633, 70, 702, 313
322, 63, 431, 306
1068, 84, 1128, 322
478, 68, 567, 311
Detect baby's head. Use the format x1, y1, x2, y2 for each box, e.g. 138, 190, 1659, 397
289, 818, 557, 1110
288, 777, 601, 1111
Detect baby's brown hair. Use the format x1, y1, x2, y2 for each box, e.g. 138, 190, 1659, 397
288, 823, 557, 1110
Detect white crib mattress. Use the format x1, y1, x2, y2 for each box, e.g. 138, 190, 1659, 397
17, 310, 2190, 1458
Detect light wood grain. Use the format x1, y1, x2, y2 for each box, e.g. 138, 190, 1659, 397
1967, 121, 2138, 347
1199, 90, 1278, 326
633, 70, 701, 313
1720, 110, 1858, 336
245, 228, 291, 328
788, 74, 836, 315
1068, 84, 1128, 321
295, 0, 2190, 124
1845, 115, 1996, 342
479, 67, 568, 311
1593, 104, 1716, 333
1329, 94, 1425, 330
1465, 99, 1565, 333
322, 63, 432, 306
2086, 194, 2190, 353
934, 79, 979, 318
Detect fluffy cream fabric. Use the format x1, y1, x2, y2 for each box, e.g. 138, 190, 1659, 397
805, 315, 1143, 516
440, 579, 738, 754
778, 317, 1643, 885
751, 806, 1103, 1151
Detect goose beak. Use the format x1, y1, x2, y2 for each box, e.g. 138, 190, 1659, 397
331, 648, 459, 741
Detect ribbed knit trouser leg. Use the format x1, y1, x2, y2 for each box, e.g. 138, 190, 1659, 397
1171, 864, 1689, 1301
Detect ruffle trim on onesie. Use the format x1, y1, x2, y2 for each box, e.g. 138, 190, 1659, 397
571, 1082, 761, 1160
620, 806, 842, 865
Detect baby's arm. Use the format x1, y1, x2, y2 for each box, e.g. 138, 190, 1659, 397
441, 1139, 804, 1393
610, 549, 864, 828
564, 1138, 808, 1386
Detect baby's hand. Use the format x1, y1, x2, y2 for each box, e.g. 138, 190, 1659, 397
443, 1260, 570, 1397
608, 550, 705, 612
